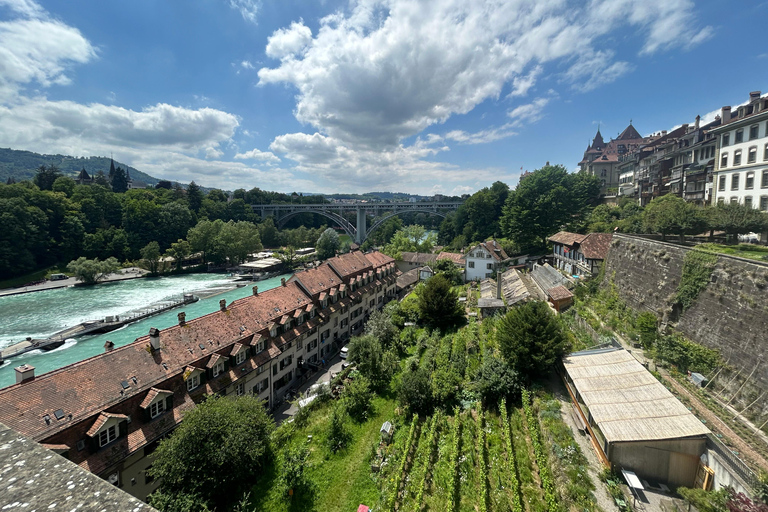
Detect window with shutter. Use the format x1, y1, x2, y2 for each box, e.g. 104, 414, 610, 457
99, 425, 118, 447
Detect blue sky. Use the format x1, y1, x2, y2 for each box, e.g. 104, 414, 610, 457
0, 0, 766, 195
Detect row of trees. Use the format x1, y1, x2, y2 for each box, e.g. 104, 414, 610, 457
438, 166, 602, 253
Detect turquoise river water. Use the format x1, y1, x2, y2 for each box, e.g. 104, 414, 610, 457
0, 273, 290, 389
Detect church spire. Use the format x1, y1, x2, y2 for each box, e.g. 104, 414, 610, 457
590, 127, 605, 149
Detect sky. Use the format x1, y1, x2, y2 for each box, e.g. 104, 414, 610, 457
0, 0, 766, 196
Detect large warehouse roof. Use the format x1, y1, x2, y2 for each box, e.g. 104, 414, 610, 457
563, 348, 710, 443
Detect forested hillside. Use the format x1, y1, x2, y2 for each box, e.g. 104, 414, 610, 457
0, 148, 158, 186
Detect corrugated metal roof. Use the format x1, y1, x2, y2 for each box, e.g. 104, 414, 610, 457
563, 348, 710, 443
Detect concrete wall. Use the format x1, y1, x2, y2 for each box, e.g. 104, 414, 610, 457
609, 437, 706, 489
706, 449, 751, 495
604, 234, 768, 393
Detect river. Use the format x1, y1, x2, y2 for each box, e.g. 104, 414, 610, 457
0, 273, 291, 389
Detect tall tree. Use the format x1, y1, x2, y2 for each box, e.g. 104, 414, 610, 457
217, 221, 262, 265
110, 166, 129, 193
500, 165, 600, 250
33, 165, 62, 191
417, 274, 464, 330
148, 395, 274, 511
316, 227, 340, 259
140, 241, 162, 274
707, 202, 768, 243
165, 239, 191, 271
187, 181, 203, 212
187, 219, 223, 263
497, 300, 569, 381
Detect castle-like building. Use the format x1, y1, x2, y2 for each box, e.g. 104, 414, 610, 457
578, 123, 649, 196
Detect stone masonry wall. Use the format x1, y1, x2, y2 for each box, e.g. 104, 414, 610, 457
604, 234, 768, 391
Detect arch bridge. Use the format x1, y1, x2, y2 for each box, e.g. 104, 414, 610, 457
250, 201, 462, 244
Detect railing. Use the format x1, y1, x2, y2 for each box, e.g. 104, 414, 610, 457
705, 433, 756, 491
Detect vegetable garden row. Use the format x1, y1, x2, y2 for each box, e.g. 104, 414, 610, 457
375, 391, 582, 512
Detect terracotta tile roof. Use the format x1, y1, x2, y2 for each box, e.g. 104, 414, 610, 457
579, 233, 613, 260
85, 413, 128, 437
548, 231, 587, 246
139, 388, 172, 409
474, 240, 509, 261
206, 353, 224, 369
548, 285, 574, 301
397, 268, 420, 289
327, 251, 372, 280
364, 250, 393, 268
289, 265, 341, 298
0, 280, 311, 442
436, 252, 465, 264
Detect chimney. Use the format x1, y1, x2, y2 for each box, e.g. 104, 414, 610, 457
219, 299, 227, 311
721, 106, 731, 124
178, 312, 186, 325
104, 340, 115, 352
695, 115, 700, 130
281, 278, 286, 287
15, 364, 35, 384
149, 327, 160, 350
252, 286, 258, 296
750, 91, 761, 102
661, 130, 667, 136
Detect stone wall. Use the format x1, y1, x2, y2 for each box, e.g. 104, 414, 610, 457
604, 234, 768, 392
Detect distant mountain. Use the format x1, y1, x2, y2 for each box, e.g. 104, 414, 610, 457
0, 148, 161, 186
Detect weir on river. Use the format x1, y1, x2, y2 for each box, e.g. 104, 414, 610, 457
0, 273, 291, 389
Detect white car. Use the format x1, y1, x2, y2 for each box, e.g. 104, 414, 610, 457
340, 346, 349, 359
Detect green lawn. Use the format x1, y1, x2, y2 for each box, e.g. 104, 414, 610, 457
697, 242, 768, 262
249, 395, 397, 512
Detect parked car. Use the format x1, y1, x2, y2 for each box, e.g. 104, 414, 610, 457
340, 346, 349, 359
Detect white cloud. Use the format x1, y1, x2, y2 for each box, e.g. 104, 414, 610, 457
0, 1, 96, 100
507, 96, 552, 126
229, 0, 259, 25
265, 21, 312, 60
444, 124, 517, 145
234, 147, 281, 164
259, 0, 711, 163
240, 60, 255, 69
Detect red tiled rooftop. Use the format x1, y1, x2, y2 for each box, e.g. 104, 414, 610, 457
579, 233, 613, 260
548, 285, 574, 301
548, 231, 586, 246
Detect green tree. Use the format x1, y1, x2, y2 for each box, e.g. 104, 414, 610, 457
148, 492, 212, 512
217, 221, 262, 265
327, 405, 352, 453
432, 258, 463, 285
643, 194, 704, 241
636, 312, 658, 348
417, 274, 464, 330
500, 165, 600, 250
363, 306, 400, 350
474, 356, 521, 407
186, 181, 203, 212
398, 367, 433, 415
66, 256, 120, 285
187, 219, 223, 264
165, 239, 191, 271
33, 165, 62, 190
343, 375, 373, 421
0, 196, 49, 278
383, 224, 435, 259
258, 217, 280, 247
497, 301, 569, 381
707, 202, 768, 243
281, 445, 312, 497
140, 241, 162, 274
347, 334, 398, 391
316, 227, 340, 259
52, 176, 76, 197
148, 395, 274, 511
110, 166, 129, 193
93, 170, 110, 187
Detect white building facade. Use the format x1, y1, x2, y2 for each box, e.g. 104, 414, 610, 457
711, 92, 768, 211
464, 240, 508, 282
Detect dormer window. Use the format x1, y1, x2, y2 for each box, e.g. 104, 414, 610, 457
323, 299, 328, 309
309, 309, 315, 318
254, 340, 265, 353
149, 400, 165, 419
235, 351, 246, 365
99, 425, 118, 447
213, 361, 225, 377
186, 373, 200, 392
270, 327, 277, 337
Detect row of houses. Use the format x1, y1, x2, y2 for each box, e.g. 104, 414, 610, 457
581, 90, 768, 211
0, 250, 399, 501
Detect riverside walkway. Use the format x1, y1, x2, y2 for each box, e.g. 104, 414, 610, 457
0, 268, 149, 298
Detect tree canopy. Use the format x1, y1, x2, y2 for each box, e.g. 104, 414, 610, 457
643, 194, 705, 241
497, 301, 570, 381
315, 227, 340, 259
382, 225, 436, 259
417, 274, 464, 330
66, 256, 120, 284
500, 165, 600, 251
148, 395, 274, 511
